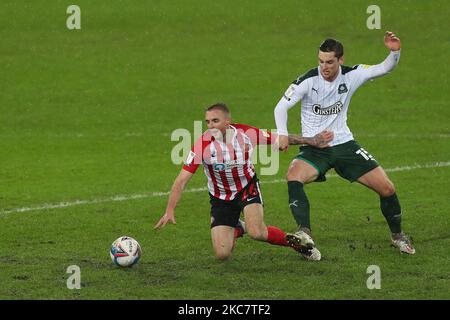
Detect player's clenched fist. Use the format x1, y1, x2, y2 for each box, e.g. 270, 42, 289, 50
276, 135, 289, 152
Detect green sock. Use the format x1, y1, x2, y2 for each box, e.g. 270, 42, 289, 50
287, 181, 311, 229
380, 193, 402, 234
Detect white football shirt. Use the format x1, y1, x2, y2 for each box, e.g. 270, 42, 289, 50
274, 50, 400, 146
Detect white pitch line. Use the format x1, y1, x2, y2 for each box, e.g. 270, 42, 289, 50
0, 161, 449, 216
355, 133, 450, 139
261, 161, 450, 184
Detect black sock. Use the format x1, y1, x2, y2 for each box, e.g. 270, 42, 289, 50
287, 181, 311, 229
380, 193, 402, 234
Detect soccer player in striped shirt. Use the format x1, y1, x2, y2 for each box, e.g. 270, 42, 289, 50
274, 31, 415, 260
154, 103, 333, 260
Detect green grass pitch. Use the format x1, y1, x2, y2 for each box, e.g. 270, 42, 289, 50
0, 0, 449, 300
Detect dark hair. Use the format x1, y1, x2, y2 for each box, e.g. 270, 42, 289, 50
206, 102, 230, 115
319, 38, 344, 59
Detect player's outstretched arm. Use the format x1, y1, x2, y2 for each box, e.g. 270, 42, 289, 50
355, 31, 401, 84
288, 130, 334, 148
154, 169, 194, 229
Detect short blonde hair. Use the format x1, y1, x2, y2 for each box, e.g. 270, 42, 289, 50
206, 103, 230, 116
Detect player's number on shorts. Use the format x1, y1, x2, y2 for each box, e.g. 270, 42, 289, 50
356, 148, 375, 161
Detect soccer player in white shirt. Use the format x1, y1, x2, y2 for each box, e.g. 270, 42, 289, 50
155, 103, 332, 260
274, 32, 415, 260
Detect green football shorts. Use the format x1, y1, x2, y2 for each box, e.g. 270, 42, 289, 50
294, 140, 379, 182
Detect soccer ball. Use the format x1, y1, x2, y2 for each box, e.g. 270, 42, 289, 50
110, 236, 142, 267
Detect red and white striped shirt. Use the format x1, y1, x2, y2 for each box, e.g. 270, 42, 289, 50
182, 124, 273, 201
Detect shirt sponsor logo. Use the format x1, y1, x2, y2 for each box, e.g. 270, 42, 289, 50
312, 101, 343, 115
213, 163, 226, 171
213, 160, 245, 171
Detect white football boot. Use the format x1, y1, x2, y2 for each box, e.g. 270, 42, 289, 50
300, 247, 322, 261
285, 228, 321, 261
391, 233, 415, 255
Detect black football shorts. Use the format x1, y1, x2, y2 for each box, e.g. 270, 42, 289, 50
209, 176, 263, 228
